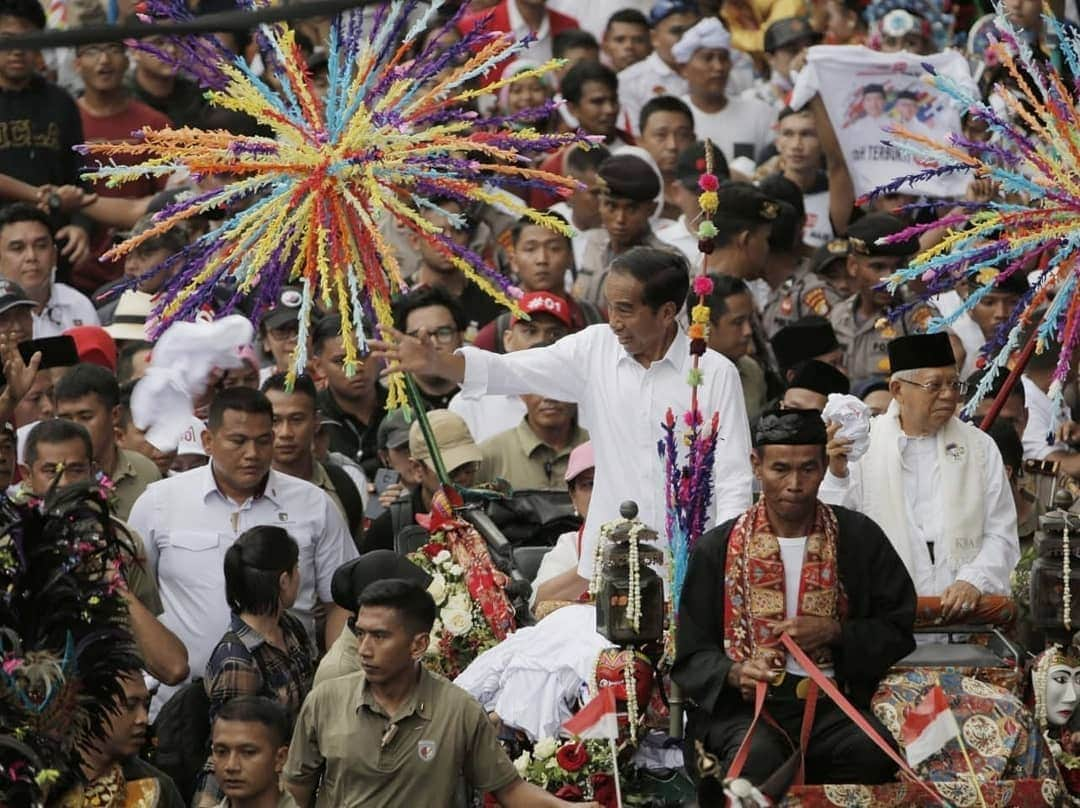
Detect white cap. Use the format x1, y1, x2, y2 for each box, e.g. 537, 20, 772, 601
672, 17, 732, 64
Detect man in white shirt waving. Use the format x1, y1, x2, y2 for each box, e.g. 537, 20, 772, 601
375, 246, 753, 593
820, 332, 1019, 619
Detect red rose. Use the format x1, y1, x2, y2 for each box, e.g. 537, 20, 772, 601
592, 775, 616, 808
553, 784, 583, 800
421, 542, 448, 559
555, 742, 589, 772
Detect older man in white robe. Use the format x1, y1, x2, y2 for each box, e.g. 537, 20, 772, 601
820, 332, 1019, 621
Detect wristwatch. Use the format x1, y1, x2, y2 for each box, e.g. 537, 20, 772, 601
47, 192, 61, 214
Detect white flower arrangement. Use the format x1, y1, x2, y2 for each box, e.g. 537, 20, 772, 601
442, 607, 474, 637
408, 539, 502, 679
533, 737, 558, 761
513, 751, 532, 777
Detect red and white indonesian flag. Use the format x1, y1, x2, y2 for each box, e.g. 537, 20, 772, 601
901, 685, 960, 768
563, 687, 619, 740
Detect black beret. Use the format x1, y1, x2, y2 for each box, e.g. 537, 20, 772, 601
597, 153, 661, 202
331, 551, 432, 612
763, 16, 820, 53
716, 181, 782, 226
770, 315, 841, 371
846, 212, 918, 258
809, 239, 850, 276
787, 359, 851, 397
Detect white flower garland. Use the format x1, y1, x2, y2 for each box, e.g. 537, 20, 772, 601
623, 654, 639, 745
1065, 517, 1072, 631
627, 524, 641, 632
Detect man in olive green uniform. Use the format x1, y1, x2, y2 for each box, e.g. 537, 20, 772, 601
478, 399, 589, 491
285, 579, 597, 808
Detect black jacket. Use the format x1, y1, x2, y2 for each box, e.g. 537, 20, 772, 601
673, 505, 916, 721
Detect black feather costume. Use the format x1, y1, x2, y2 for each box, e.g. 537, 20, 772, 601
0, 482, 142, 807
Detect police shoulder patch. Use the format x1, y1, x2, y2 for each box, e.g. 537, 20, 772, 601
803, 287, 830, 316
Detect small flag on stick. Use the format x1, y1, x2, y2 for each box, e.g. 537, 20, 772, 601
900, 685, 960, 768
563, 687, 619, 740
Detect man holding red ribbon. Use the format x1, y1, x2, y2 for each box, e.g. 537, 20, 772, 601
673, 406, 916, 797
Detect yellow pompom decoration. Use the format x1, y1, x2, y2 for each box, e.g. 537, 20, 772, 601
976, 267, 998, 285
698, 191, 718, 213
691, 304, 711, 324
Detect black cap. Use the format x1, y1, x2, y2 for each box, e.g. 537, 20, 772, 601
0, 279, 34, 317
887, 332, 956, 374
770, 315, 841, 372
649, 0, 699, 25
846, 212, 918, 258
763, 16, 820, 53
896, 89, 919, 101
262, 286, 303, 330
787, 359, 850, 397
990, 271, 1030, 297
754, 407, 828, 447
809, 239, 850, 276
597, 153, 661, 202
331, 551, 432, 611
377, 409, 411, 451
716, 181, 782, 226
674, 141, 729, 189
862, 83, 886, 96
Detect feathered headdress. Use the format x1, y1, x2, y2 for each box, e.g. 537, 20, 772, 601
83, 0, 596, 409
0, 483, 141, 807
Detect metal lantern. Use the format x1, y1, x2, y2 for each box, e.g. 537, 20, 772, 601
593, 501, 665, 645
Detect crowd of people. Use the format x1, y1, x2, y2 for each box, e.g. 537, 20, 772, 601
0, 0, 1076, 803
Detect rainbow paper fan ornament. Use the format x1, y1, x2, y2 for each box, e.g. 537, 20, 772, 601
83, 0, 593, 408
867, 4, 1080, 419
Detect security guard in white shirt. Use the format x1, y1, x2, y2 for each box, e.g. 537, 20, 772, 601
128, 386, 357, 713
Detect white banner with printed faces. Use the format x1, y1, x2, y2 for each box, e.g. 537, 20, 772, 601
790, 45, 978, 199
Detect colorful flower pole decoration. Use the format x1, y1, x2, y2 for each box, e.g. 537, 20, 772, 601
858, 5, 1080, 430
657, 142, 724, 741
658, 144, 723, 623
82, 0, 596, 410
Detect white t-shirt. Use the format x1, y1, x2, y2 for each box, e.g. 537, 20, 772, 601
777, 537, 836, 677
448, 391, 526, 444
682, 95, 777, 168
1022, 375, 1070, 460
801, 175, 834, 248
932, 290, 984, 379
778, 537, 809, 675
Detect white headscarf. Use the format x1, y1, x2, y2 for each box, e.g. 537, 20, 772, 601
672, 17, 733, 65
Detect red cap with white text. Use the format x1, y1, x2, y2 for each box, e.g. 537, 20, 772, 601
510, 291, 572, 328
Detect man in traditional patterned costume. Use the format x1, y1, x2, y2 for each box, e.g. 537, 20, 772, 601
674, 407, 916, 789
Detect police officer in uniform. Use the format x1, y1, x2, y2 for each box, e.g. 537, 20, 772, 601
762, 238, 851, 337
828, 213, 938, 385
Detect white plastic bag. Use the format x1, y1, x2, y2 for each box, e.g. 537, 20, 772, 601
821, 393, 871, 462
